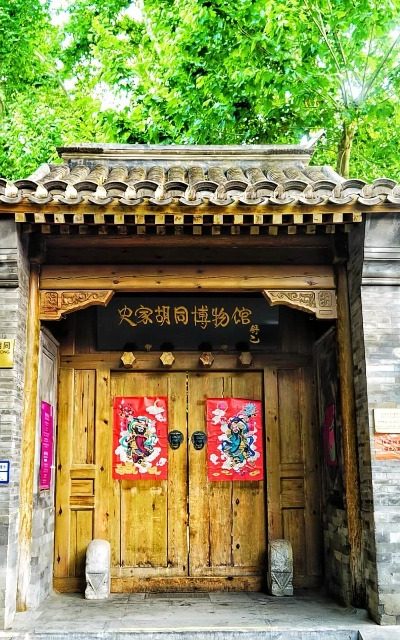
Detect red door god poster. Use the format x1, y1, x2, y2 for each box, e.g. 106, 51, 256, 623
113, 397, 168, 480
206, 398, 264, 481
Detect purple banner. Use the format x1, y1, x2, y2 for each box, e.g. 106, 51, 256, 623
39, 401, 54, 490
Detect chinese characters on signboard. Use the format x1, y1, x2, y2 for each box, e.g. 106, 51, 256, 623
97, 295, 278, 351
0, 339, 15, 368
118, 302, 261, 343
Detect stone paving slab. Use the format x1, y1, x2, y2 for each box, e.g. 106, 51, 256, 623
2, 592, 400, 640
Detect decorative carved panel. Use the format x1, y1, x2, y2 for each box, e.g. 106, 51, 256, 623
40, 290, 114, 320
263, 289, 337, 319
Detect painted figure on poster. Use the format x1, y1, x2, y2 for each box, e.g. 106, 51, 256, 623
220, 406, 258, 467
123, 415, 157, 463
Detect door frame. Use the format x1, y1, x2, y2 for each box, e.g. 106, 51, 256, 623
25, 265, 337, 596
54, 349, 320, 592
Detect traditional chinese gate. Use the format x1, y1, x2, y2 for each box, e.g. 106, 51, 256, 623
54, 359, 321, 592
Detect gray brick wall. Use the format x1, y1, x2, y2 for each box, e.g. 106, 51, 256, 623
347, 223, 379, 620
0, 220, 29, 629
357, 214, 400, 624
27, 330, 58, 610
323, 504, 352, 604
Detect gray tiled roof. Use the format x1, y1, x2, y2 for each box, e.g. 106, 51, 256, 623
0, 145, 399, 209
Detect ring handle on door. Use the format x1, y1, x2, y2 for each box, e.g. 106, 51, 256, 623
191, 431, 207, 450
168, 430, 184, 450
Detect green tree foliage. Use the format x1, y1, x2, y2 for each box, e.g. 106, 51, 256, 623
0, 0, 400, 179
0, 0, 114, 177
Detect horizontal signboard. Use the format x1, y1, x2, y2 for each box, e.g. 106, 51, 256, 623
97, 294, 278, 351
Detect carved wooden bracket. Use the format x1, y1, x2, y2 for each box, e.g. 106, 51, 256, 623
40, 290, 114, 320
263, 289, 337, 319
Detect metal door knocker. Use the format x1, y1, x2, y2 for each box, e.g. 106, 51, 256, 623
191, 431, 207, 450
168, 430, 184, 450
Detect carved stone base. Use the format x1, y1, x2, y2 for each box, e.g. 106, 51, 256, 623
85, 539, 111, 600
267, 539, 294, 596
263, 289, 337, 319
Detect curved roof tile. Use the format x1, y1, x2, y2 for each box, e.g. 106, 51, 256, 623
0, 145, 399, 215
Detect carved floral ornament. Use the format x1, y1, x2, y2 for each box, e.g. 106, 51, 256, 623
39, 288, 337, 321
40, 290, 114, 320
263, 289, 337, 319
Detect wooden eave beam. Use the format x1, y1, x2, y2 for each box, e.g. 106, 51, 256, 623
42, 234, 334, 250
1, 200, 400, 216
39, 264, 335, 292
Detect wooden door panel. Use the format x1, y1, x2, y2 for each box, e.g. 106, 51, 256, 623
110, 372, 187, 577
69, 509, 94, 577
282, 509, 307, 577
231, 373, 266, 570
266, 366, 322, 588
188, 371, 266, 578
72, 370, 95, 465
54, 368, 96, 588
188, 372, 224, 575
94, 368, 120, 567
165, 373, 189, 574
55, 361, 321, 592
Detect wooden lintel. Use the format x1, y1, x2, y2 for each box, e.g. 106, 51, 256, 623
40, 290, 114, 320
263, 289, 337, 319
39, 265, 335, 292
43, 234, 334, 250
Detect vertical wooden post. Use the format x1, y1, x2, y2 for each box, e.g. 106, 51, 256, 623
336, 264, 364, 605
17, 265, 41, 611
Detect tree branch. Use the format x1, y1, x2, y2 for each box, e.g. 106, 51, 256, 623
362, 32, 400, 101
360, 22, 375, 99
303, 0, 349, 106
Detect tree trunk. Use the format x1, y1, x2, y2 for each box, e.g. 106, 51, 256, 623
336, 120, 357, 178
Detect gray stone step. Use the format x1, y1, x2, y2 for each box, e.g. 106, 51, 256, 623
358, 629, 400, 639
3, 630, 361, 640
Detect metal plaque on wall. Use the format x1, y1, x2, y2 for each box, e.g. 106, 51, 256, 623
0, 339, 15, 368
374, 408, 400, 433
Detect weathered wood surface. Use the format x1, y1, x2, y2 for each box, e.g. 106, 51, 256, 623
44, 234, 334, 249
17, 266, 41, 611
54, 368, 74, 579
188, 372, 266, 578
54, 576, 263, 593
230, 373, 265, 571
40, 264, 335, 291
54, 354, 322, 592
42, 234, 335, 268
60, 352, 311, 370
266, 366, 322, 589
336, 265, 364, 605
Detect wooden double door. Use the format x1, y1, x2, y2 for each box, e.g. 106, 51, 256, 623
54, 362, 322, 592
